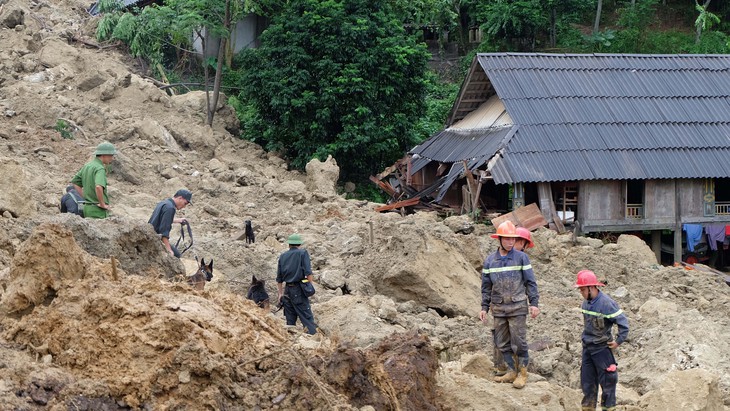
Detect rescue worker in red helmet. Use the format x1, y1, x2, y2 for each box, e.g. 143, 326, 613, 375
480, 221, 540, 389
515, 227, 534, 251
575, 270, 629, 411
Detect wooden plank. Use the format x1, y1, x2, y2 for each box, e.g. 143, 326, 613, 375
537, 182, 564, 233
374, 197, 420, 212
369, 175, 396, 197
490, 203, 548, 231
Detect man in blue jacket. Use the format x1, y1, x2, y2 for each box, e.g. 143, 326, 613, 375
574, 270, 629, 411
148, 189, 192, 257
480, 220, 540, 389
276, 233, 317, 335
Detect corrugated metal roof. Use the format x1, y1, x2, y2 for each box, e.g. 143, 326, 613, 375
409, 126, 514, 163
461, 53, 730, 183
491, 148, 730, 183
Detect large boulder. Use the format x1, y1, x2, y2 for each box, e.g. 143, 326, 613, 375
638, 368, 724, 411
0, 157, 36, 217
378, 235, 481, 317
305, 155, 339, 197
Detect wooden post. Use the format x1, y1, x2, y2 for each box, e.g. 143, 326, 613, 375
538, 182, 564, 233
651, 230, 661, 264
674, 180, 682, 263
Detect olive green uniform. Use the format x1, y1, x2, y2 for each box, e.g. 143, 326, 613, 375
71, 157, 109, 219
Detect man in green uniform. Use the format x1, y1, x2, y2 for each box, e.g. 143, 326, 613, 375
71, 142, 116, 219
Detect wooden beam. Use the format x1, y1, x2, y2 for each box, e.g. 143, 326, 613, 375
369, 175, 396, 197
374, 197, 420, 212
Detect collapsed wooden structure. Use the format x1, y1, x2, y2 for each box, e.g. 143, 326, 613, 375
373, 53, 730, 263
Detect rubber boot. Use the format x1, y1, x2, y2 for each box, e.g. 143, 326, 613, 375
512, 366, 528, 389
494, 368, 517, 383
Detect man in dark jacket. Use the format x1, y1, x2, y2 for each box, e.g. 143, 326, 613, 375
60, 185, 85, 217
148, 189, 192, 257
574, 270, 629, 411
480, 220, 540, 389
276, 233, 317, 334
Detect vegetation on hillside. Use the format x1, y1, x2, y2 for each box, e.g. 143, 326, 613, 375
96, 0, 730, 186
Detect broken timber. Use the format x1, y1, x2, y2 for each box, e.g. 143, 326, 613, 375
374, 197, 420, 212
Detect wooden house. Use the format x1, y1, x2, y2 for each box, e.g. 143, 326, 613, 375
401, 53, 730, 263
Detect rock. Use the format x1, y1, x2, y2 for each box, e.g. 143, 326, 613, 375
0, 157, 36, 217
639, 368, 723, 411
1, 7, 24, 28
344, 181, 356, 193
77, 71, 107, 91
443, 215, 475, 234
305, 155, 339, 197
460, 353, 494, 379
612, 286, 629, 299
319, 269, 345, 289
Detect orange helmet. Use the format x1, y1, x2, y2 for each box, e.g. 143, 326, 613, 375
515, 227, 534, 248
490, 221, 520, 239
573, 270, 605, 288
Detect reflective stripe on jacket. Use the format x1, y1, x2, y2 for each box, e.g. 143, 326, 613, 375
481, 248, 539, 317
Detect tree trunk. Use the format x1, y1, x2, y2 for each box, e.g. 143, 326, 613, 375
200, 28, 211, 126
593, 0, 603, 34
695, 0, 712, 45
208, 0, 231, 126
549, 6, 556, 48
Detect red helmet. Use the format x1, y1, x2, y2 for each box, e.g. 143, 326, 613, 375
515, 227, 534, 248
573, 270, 605, 287
490, 221, 520, 239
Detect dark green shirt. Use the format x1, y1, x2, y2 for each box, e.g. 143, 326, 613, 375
71, 157, 108, 206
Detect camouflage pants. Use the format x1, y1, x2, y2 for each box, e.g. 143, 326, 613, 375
493, 315, 528, 369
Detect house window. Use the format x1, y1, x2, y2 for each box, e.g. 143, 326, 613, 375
626, 180, 644, 219
715, 178, 730, 215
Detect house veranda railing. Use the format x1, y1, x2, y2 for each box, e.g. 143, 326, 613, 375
716, 201, 730, 215
626, 204, 643, 219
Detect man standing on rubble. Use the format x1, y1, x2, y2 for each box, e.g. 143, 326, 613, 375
574, 270, 629, 411
148, 189, 192, 257
71, 142, 115, 219
491, 225, 536, 377
480, 220, 539, 389
276, 233, 317, 335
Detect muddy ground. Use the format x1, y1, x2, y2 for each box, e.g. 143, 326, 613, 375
0, 1, 729, 410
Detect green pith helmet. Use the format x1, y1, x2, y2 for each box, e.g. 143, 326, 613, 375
95, 142, 116, 156
287, 233, 303, 245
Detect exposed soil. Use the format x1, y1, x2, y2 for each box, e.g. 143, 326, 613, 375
0, 1, 729, 410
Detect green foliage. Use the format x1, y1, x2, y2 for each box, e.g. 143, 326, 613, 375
54, 119, 73, 140
477, 0, 547, 50
411, 71, 459, 144
695, 1, 721, 32
610, 0, 659, 53
583, 29, 616, 51
345, 182, 388, 203
235, 0, 430, 182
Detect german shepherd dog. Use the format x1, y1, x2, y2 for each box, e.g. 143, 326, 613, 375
246, 275, 270, 309
245, 220, 255, 244
187, 258, 213, 291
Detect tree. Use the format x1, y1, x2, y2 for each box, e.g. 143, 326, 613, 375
235, 0, 430, 182
695, 0, 719, 44
96, 0, 269, 126
476, 0, 548, 51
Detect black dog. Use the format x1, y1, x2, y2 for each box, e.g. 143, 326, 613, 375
245, 220, 255, 244
246, 275, 269, 309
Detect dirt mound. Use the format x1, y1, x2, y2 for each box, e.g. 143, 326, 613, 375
1, 0, 730, 409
